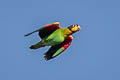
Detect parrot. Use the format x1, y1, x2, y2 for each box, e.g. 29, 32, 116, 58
24, 22, 81, 60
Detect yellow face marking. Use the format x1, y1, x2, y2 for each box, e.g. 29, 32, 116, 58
71, 26, 78, 31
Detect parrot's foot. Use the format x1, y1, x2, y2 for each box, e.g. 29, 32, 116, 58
29, 45, 45, 49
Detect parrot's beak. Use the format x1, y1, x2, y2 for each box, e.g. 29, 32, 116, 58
77, 25, 81, 31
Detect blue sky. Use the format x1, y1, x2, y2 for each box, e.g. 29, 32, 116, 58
0, 0, 120, 80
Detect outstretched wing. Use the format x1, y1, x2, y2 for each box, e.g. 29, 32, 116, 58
39, 23, 61, 39
24, 22, 61, 39
44, 35, 73, 60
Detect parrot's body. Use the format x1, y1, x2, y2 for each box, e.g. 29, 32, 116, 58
24, 22, 81, 60
41, 28, 66, 46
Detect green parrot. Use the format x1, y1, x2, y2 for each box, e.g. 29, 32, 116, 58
24, 22, 81, 60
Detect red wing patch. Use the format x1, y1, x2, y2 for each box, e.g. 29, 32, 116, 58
45, 24, 61, 31
62, 36, 73, 50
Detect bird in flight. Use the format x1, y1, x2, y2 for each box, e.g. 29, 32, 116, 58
24, 22, 81, 60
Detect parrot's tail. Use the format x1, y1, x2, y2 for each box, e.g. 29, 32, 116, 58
30, 45, 45, 49
29, 41, 45, 49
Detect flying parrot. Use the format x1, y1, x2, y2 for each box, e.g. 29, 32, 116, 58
24, 22, 81, 60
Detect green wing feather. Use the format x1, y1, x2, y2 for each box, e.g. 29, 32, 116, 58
44, 36, 73, 60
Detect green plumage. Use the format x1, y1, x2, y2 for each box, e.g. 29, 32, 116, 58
42, 28, 67, 46
31, 28, 69, 49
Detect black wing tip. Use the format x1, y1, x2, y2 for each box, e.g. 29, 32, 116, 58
24, 34, 28, 37
24, 33, 31, 37
24, 30, 39, 37
44, 55, 53, 61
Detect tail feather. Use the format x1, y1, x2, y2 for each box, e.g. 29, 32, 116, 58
29, 41, 45, 49
30, 45, 45, 49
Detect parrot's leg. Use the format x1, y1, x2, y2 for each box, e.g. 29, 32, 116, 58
30, 40, 45, 49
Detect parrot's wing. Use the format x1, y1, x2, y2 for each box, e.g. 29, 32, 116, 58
39, 23, 61, 39
44, 35, 73, 60
24, 22, 61, 38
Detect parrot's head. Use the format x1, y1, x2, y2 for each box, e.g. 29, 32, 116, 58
68, 24, 81, 34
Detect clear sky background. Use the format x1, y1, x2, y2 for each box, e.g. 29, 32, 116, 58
0, 0, 120, 80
